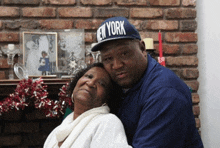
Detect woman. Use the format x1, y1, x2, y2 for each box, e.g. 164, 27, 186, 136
44, 63, 131, 148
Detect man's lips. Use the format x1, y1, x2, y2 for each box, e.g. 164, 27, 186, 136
115, 72, 127, 79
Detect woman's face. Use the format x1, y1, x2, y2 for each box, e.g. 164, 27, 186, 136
72, 67, 112, 109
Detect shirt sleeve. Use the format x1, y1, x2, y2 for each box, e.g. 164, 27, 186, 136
132, 87, 195, 148
90, 114, 132, 148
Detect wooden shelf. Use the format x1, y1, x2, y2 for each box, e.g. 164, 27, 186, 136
0, 78, 70, 99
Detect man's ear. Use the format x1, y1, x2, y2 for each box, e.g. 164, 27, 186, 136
139, 40, 148, 58
139, 40, 146, 52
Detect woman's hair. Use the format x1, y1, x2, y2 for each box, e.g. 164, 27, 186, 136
68, 63, 123, 114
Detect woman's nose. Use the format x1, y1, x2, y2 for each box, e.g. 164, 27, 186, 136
86, 80, 96, 88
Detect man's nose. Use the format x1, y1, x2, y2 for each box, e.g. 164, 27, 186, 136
112, 59, 123, 70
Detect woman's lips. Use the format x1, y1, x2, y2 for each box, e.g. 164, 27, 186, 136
79, 89, 90, 93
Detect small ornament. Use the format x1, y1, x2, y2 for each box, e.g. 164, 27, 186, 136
69, 60, 77, 69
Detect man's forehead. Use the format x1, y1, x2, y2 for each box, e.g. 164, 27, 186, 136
101, 39, 132, 48
100, 39, 138, 51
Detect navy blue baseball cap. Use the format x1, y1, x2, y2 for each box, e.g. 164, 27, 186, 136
91, 17, 141, 51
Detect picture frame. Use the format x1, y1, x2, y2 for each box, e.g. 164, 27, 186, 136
22, 31, 58, 76
57, 29, 85, 73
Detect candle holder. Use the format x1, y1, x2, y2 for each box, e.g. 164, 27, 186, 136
91, 51, 101, 63
90, 43, 101, 63
143, 38, 156, 58
85, 45, 93, 65
1, 44, 21, 79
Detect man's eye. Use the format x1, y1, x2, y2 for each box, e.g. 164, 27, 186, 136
121, 51, 128, 56
103, 57, 112, 62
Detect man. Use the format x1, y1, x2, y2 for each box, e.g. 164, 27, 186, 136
91, 17, 203, 148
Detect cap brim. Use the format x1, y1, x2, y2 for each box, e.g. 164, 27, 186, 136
91, 37, 138, 52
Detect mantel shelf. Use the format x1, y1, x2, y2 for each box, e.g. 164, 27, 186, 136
0, 78, 70, 86
0, 78, 71, 98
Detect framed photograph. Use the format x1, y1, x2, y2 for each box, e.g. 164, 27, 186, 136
22, 31, 58, 76
57, 29, 85, 73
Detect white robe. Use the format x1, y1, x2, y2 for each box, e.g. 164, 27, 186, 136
43, 106, 132, 148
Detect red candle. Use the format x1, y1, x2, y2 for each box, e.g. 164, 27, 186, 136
158, 31, 163, 58
158, 31, 165, 66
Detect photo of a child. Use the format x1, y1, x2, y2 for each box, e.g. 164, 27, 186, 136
23, 32, 57, 76
38, 51, 50, 75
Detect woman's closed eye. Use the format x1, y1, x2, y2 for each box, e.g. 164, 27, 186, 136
85, 74, 93, 79
98, 81, 107, 87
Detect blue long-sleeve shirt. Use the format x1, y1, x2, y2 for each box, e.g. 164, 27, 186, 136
117, 54, 203, 148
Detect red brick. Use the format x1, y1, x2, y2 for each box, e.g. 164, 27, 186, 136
48, 0, 76, 5
140, 32, 159, 42
58, 7, 92, 18
170, 68, 182, 78
166, 56, 198, 67
5, 20, 39, 29
182, 68, 199, 79
0, 58, 10, 68
129, 20, 144, 30
5, 122, 39, 133
0, 135, 22, 146
181, 44, 198, 54
192, 93, 200, 104
0, 71, 6, 79
195, 118, 201, 128
149, 0, 180, 6
130, 8, 163, 18
75, 19, 103, 30
0, 32, 19, 42
116, 0, 148, 6
185, 80, 199, 91
180, 20, 197, 31
3, 0, 40, 4
81, 0, 112, 5
154, 44, 180, 55
182, 0, 196, 7
0, 21, 3, 29
0, 7, 20, 17
22, 7, 56, 18
39, 19, 73, 29
165, 32, 197, 43
146, 20, 178, 30
94, 8, 129, 18
85, 32, 94, 43
166, 8, 196, 19
193, 105, 200, 115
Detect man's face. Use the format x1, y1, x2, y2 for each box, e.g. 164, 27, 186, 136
101, 39, 148, 89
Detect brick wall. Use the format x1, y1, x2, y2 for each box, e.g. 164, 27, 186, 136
0, 0, 199, 147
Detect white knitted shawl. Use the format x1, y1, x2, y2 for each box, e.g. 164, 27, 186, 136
46, 105, 110, 148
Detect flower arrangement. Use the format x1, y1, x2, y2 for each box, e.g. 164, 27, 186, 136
0, 78, 72, 118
